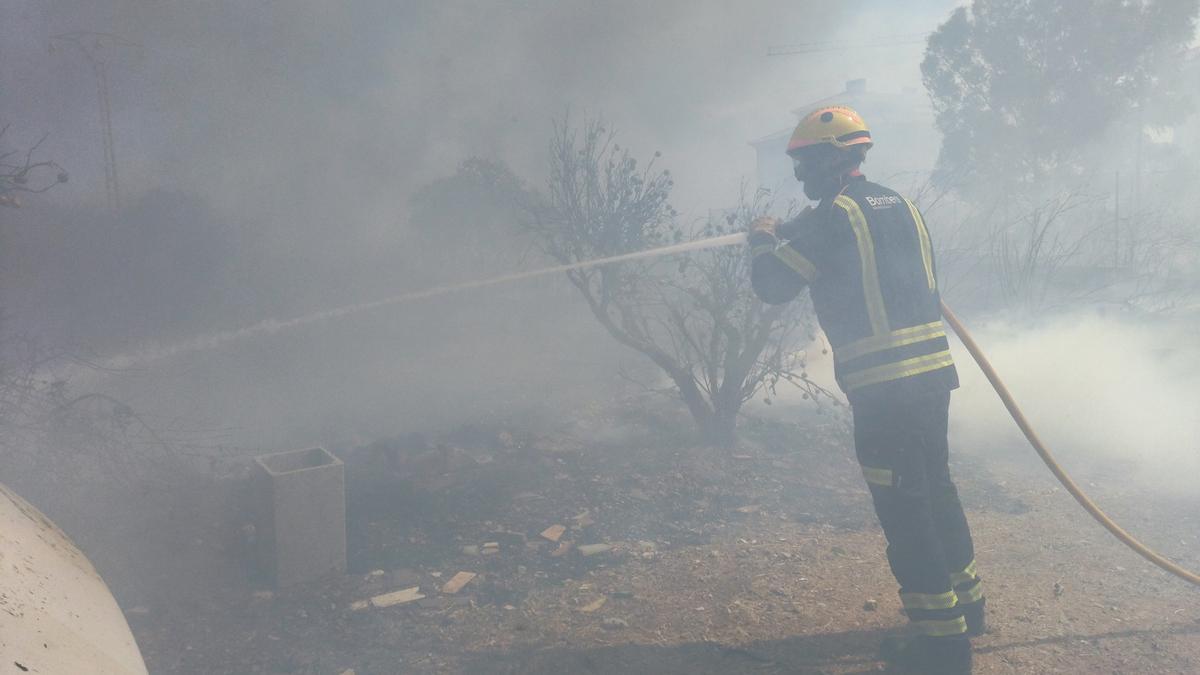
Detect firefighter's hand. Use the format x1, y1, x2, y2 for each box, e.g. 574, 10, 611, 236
748, 216, 781, 250
749, 216, 781, 237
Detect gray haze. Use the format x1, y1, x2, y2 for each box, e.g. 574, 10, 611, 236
1, 0, 957, 450
2, 1, 951, 218
3, 3, 1200, 673
0, 0, 1196, 490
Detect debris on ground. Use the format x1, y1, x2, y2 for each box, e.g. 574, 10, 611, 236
579, 596, 607, 613
577, 543, 612, 557
353, 586, 425, 610
539, 524, 566, 542
391, 568, 421, 586
441, 571, 476, 595
118, 405, 1200, 674
571, 510, 595, 528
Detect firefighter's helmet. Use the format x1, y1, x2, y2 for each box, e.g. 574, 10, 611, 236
786, 106, 873, 156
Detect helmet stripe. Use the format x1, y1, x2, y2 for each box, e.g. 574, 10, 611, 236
836, 130, 872, 143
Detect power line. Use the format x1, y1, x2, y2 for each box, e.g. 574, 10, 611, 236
767, 33, 929, 57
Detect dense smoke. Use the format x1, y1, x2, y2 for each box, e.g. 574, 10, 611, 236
1, 0, 953, 450
2, 4, 1199, 673
949, 310, 1200, 493
0, 0, 1195, 474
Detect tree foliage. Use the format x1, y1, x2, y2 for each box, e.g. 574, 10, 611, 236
526, 118, 834, 446
922, 0, 1198, 186
408, 157, 540, 281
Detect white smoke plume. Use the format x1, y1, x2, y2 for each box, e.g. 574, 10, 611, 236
949, 310, 1200, 493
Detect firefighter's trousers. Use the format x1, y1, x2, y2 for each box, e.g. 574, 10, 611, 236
852, 389, 984, 638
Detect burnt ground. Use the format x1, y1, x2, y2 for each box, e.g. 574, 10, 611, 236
83, 396, 1200, 674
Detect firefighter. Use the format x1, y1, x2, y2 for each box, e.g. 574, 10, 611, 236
748, 106, 985, 675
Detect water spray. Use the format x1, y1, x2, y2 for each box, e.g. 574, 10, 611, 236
99, 233, 746, 370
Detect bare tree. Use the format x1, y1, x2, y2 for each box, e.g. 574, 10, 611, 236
989, 188, 1096, 311
1105, 200, 1200, 312
526, 118, 836, 446
0, 126, 68, 208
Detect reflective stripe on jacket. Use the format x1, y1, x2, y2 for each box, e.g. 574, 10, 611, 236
750, 175, 957, 399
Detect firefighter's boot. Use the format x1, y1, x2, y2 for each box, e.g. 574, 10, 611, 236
961, 598, 986, 637
880, 634, 972, 675
953, 572, 986, 637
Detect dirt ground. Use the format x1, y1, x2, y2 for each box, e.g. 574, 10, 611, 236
88, 397, 1200, 674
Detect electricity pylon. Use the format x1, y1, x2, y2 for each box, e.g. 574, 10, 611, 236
49, 31, 141, 214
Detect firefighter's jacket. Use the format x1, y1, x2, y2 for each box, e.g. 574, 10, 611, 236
751, 175, 958, 401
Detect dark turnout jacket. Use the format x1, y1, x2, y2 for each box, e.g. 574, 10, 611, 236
750, 175, 957, 402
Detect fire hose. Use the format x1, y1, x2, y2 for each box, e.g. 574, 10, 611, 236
93, 223, 1200, 587
939, 300, 1200, 587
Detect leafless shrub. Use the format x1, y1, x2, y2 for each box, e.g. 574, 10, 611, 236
0, 125, 68, 208
0, 315, 189, 491
990, 188, 1096, 312
525, 117, 837, 446
1105, 203, 1200, 312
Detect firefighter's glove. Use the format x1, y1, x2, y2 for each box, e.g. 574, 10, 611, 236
749, 215, 781, 238
747, 216, 781, 249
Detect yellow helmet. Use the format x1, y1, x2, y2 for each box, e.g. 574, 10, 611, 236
786, 106, 873, 156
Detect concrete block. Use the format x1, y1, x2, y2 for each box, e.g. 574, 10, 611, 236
253, 447, 346, 586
